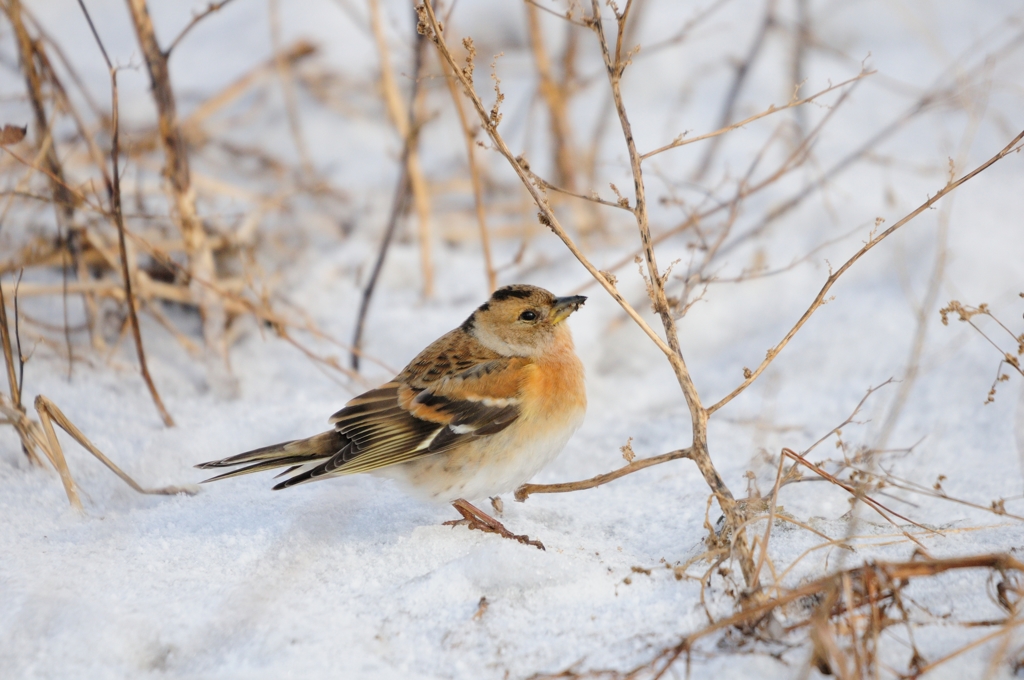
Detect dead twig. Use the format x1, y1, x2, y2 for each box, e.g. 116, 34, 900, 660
368, 0, 434, 297
35, 395, 195, 504
165, 0, 237, 57
77, 0, 175, 426
440, 48, 497, 293
351, 23, 427, 370
515, 447, 694, 501
126, 0, 228, 388
0, 274, 42, 466
707, 128, 1024, 416
587, 0, 754, 585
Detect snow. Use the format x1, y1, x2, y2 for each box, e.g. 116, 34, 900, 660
2, 0, 1024, 678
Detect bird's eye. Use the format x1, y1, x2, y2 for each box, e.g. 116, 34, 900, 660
519, 310, 538, 321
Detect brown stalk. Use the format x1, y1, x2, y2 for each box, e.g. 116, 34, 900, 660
165, 0, 237, 57
640, 70, 868, 161
5, 0, 83, 366
269, 0, 314, 179
514, 447, 694, 501
588, 0, 753, 583
528, 1, 598, 236
125, 0, 228, 385
707, 128, 1024, 416
781, 448, 933, 540
627, 554, 1024, 679
0, 277, 42, 466
350, 21, 428, 371
690, 0, 776, 181
368, 0, 434, 297
35, 395, 194, 502
524, 1, 590, 233
439, 55, 497, 293
77, 0, 174, 426
183, 41, 317, 132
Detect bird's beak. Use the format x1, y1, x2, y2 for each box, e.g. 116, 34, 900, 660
550, 295, 587, 324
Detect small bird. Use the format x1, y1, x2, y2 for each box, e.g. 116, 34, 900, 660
197, 284, 587, 549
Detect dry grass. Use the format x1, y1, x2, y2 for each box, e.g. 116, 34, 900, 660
1, 0, 1023, 676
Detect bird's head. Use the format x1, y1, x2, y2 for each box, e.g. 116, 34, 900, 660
464, 284, 586, 357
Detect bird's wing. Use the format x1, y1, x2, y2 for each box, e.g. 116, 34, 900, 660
278, 357, 528, 486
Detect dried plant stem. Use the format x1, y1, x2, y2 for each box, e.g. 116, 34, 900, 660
269, 0, 314, 178
691, 0, 776, 180
183, 41, 317, 132
439, 55, 496, 293
78, 0, 174, 426
165, 0, 237, 56
35, 395, 193, 499
588, 0, 753, 583
640, 71, 867, 161
707, 128, 1024, 416
126, 0, 227, 382
524, 2, 596, 235
515, 447, 694, 501
0, 277, 42, 465
631, 554, 1024, 679
351, 26, 427, 370
525, 3, 577, 190
33, 396, 82, 510
368, 0, 434, 297
5, 0, 88, 361
0, 279, 22, 413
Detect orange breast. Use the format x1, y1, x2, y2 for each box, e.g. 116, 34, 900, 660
520, 327, 586, 425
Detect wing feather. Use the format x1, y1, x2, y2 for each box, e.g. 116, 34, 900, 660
273, 356, 530, 488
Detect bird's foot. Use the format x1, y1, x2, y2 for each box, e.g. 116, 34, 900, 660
445, 498, 545, 550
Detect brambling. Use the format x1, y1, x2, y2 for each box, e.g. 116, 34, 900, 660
197, 284, 587, 549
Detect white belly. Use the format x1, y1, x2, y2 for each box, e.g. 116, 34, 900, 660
377, 406, 585, 503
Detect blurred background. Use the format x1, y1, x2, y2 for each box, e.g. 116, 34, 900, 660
2, 2, 1024, 675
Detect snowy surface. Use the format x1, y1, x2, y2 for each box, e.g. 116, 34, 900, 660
2, 1, 1024, 678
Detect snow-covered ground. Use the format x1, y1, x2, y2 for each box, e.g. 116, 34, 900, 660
2, 1, 1024, 678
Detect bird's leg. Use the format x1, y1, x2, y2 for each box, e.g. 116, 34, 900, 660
445, 498, 545, 550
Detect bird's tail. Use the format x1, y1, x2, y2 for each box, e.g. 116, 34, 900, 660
195, 430, 342, 484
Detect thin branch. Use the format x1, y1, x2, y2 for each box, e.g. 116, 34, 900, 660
691, 0, 776, 180
77, 0, 175, 426
165, 0, 237, 57
439, 54, 497, 293
351, 23, 427, 370
369, 0, 434, 297
126, 0, 228, 388
640, 71, 869, 161
36, 395, 194, 498
515, 447, 693, 501
588, 0, 752, 583
0, 277, 21, 412
706, 129, 1024, 416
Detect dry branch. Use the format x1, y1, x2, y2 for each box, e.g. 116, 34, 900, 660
559, 554, 1024, 679
588, 0, 754, 583
368, 0, 434, 297
707, 128, 1024, 416
515, 447, 694, 501
77, 0, 174, 426
35, 396, 194, 500
126, 0, 228, 389
439, 55, 496, 292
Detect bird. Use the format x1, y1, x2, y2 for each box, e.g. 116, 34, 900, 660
196, 284, 587, 550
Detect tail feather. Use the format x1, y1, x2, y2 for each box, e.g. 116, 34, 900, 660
196, 431, 342, 484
